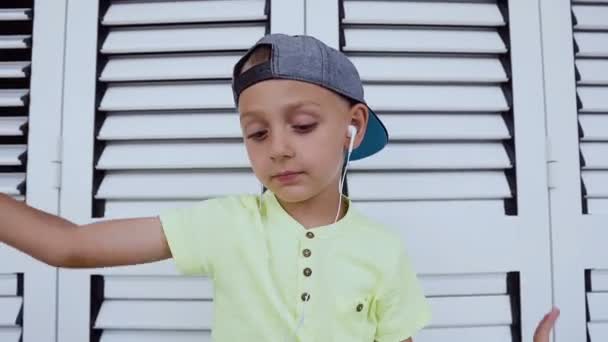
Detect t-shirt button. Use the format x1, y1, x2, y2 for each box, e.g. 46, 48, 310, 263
301, 292, 311, 302
302, 249, 311, 257
303, 268, 312, 277
356, 303, 364, 312
306, 232, 315, 239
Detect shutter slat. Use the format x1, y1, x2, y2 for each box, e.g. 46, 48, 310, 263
365, 85, 509, 112
573, 5, 608, 30
98, 112, 241, 140
0, 145, 25, 166
348, 171, 511, 200
381, 113, 510, 140
95, 300, 212, 330
589, 322, 608, 342
581, 143, 608, 168
582, 171, 608, 196
97, 142, 248, 170
0, 174, 24, 195
100, 54, 240, 82
101, 25, 265, 54
356, 200, 506, 217
104, 200, 203, 219
97, 141, 510, 171
351, 56, 508, 83
344, 28, 507, 54
0, 90, 28, 107
0, 8, 30, 21
96, 172, 258, 200
417, 326, 511, 342
355, 142, 511, 170
0, 118, 26, 137
577, 86, 608, 112
104, 276, 213, 300
588, 292, 608, 320
591, 270, 608, 291
0, 62, 29, 79
100, 330, 210, 342
421, 273, 507, 297
0, 275, 17, 297
580, 114, 608, 140
577, 59, 608, 85
0, 36, 30, 50
103, 0, 266, 26
429, 295, 512, 327
0, 328, 21, 342
0, 297, 22, 326
99, 82, 233, 111
343, 1, 505, 27
575, 32, 608, 57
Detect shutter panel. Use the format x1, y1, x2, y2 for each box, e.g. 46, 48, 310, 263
416, 273, 517, 342
574, 1, 608, 213
1, 2, 63, 342
587, 270, 608, 342
95, 1, 268, 217
541, 0, 608, 340
306, 0, 553, 340
342, 0, 515, 213
0, 5, 30, 202
0, 274, 22, 342
59, 1, 273, 341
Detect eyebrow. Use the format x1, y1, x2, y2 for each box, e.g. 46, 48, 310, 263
239, 100, 322, 121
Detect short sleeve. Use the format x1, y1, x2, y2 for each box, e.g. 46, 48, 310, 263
375, 247, 432, 342
159, 196, 239, 277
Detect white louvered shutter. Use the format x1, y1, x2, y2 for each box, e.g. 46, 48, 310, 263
307, 0, 552, 340
0, 5, 28, 339
58, 1, 281, 341
0, 4, 30, 202
541, 0, 608, 340
0, 1, 66, 342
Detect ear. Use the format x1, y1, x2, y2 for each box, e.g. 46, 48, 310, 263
345, 103, 368, 150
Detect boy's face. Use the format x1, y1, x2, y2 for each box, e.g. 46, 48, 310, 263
238, 79, 366, 203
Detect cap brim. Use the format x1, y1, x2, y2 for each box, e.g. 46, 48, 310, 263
350, 106, 389, 161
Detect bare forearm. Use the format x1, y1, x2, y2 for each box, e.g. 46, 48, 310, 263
0, 193, 75, 266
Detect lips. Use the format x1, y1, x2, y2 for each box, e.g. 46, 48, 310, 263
273, 171, 302, 178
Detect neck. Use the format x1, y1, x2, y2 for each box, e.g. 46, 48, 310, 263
277, 184, 348, 229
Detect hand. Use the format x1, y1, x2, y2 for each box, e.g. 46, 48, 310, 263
533, 307, 560, 342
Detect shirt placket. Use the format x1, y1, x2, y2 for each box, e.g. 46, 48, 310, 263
295, 230, 316, 339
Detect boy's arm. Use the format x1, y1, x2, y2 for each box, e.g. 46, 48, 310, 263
0, 193, 171, 268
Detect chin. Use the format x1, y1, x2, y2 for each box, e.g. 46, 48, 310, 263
270, 185, 315, 203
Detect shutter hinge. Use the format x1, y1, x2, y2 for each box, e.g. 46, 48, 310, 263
546, 136, 557, 190
51, 136, 62, 189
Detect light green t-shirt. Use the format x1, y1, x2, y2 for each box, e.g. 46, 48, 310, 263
159, 190, 431, 341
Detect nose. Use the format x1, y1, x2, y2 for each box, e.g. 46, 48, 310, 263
269, 129, 294, 161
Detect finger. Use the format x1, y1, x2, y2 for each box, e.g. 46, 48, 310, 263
534, 308, 560, 341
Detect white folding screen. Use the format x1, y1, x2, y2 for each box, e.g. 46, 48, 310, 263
0, 1, 67, 342
540, 0, 608, 341
308, 1, 552, 341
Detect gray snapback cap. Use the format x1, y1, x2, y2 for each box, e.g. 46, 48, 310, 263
231, 33, 388, 161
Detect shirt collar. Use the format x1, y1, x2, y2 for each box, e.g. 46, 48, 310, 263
262, 190, 357, 238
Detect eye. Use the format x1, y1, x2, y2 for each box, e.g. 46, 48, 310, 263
247, 130, 267, 140
293, 123, 317, 132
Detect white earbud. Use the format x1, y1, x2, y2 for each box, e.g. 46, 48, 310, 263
347, 124, 357, 154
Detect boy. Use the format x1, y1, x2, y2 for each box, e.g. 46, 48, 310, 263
0, 34, 557, 341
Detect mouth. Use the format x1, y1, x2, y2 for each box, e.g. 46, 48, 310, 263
272, 171, 304, 184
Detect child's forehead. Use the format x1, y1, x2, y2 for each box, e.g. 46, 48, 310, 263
239, 100, 326, 121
